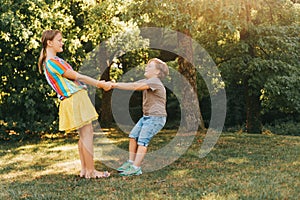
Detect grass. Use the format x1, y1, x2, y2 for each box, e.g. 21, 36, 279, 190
0, 129, 299, 200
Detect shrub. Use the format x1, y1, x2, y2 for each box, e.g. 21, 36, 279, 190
263, 120, 300, 136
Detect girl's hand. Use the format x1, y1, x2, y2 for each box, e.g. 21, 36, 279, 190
99, 81, 112, 91
104, 82, 112, 91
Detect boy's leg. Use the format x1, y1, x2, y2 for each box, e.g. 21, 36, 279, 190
128, 117, 143, 162
120, 145, 146, 176
120, 117, 166, 176
133, 145, 147, 167
117, 138, 137, 172
117, 118, 142, 173
129, 138, 138, 161
133, 116, 166, 167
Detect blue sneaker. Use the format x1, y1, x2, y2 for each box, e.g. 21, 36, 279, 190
117, 161, 132, 172
119, 165, 142, 176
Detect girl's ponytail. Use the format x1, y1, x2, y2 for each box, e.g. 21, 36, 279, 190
38, 47, 46, 74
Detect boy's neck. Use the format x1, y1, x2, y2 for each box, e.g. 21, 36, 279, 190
145, 75, 159, 79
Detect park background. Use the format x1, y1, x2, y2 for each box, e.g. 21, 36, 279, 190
1, 0, 299, 139
0, 0, 299, 199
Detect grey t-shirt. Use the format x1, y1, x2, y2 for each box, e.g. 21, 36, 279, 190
136, 77, 167, 116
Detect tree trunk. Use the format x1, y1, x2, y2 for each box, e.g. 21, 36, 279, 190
241, 2, 261, 133
100, 67, 113, 127
95, 44, 113, 127
177, 30, 205, 131
245, 82, 262, 133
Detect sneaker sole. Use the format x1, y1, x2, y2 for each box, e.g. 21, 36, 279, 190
119, 171, 142, 176
117, 167, 131, 172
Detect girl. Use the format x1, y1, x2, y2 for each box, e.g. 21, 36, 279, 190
38, 30, 111, 178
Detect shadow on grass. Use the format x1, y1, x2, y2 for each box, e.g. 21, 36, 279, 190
0, 132, 78, 153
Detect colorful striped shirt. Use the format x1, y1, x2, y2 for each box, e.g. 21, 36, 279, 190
44, 56, 86, 100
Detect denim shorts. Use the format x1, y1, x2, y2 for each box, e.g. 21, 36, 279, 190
129, 116, 166, 147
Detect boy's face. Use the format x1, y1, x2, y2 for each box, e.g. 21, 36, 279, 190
144, 61, 160, 79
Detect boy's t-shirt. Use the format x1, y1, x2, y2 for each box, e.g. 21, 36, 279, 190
137, 77, 167, 117
44, 56, 86, 100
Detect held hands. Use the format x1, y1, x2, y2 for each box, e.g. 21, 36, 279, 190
110, 82, 117, 88
103, 82, 112, 91
97, 80, 115, 91
97, 80, 110, 91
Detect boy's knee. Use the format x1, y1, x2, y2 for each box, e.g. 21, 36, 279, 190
137, 138, 150, 147
129, 137, 138, 141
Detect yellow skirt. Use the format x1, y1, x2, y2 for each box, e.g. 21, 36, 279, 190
59, 89, 98, 132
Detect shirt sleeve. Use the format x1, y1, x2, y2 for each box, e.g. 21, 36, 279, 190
47, 58, 72, 75
138, 78, 161, 91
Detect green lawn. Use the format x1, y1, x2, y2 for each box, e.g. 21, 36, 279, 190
0, 130, 299, 200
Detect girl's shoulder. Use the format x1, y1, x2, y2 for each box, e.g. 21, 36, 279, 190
46, 56, 70, 67
45, 56, 57, 63
46, 56, 73, 71
47, 56, 64, 63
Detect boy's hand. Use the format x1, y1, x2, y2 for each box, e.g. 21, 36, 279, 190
102, 81, 112, 91
97, 80, 111, 91
111, 82, 117, 88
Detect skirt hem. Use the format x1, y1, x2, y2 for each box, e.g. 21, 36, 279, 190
59, 116, 98, 133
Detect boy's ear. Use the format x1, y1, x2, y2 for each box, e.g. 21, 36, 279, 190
155, 68, 160, 75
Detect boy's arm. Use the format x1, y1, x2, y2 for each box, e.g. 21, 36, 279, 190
112, 82, 149, 91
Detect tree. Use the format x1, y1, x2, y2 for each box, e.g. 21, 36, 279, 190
116, 0, 209, 131
0, 0, 95, 139
83, 0, 151, 125
1, 0, 298, 139
195, 0, 299, 133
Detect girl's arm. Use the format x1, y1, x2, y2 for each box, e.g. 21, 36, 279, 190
112, 82, 149, 91
63, 69, 111, 90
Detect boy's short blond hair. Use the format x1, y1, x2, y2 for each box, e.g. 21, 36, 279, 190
148, 58, 169, 79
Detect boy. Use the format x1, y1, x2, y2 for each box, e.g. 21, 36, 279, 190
112, 58, 169, 176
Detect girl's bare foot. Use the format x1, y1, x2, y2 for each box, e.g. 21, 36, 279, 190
84, 170, 110, 179
79, 169, 86, 178
94, 170, 110, 178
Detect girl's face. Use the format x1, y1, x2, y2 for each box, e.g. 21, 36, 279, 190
47, 33, 64, 53
144, 61, 160, 79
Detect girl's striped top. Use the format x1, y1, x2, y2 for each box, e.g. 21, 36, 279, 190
44, 56, 86, 100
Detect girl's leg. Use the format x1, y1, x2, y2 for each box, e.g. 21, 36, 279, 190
78, 139, 86, 177
129, 138, 138, 161
79, 123, 110, 178
79, 123, 95, 178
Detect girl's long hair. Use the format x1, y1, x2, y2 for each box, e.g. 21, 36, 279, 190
38, 30, 61, 74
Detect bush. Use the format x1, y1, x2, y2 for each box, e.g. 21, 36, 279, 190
263, 120, 300, 136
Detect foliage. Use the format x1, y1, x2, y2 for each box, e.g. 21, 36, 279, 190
264, 120, 300, 136
0, 0, 299, 138
0, 0, 95, 139
194, 0, 300, 131
114, 0, 300, 132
